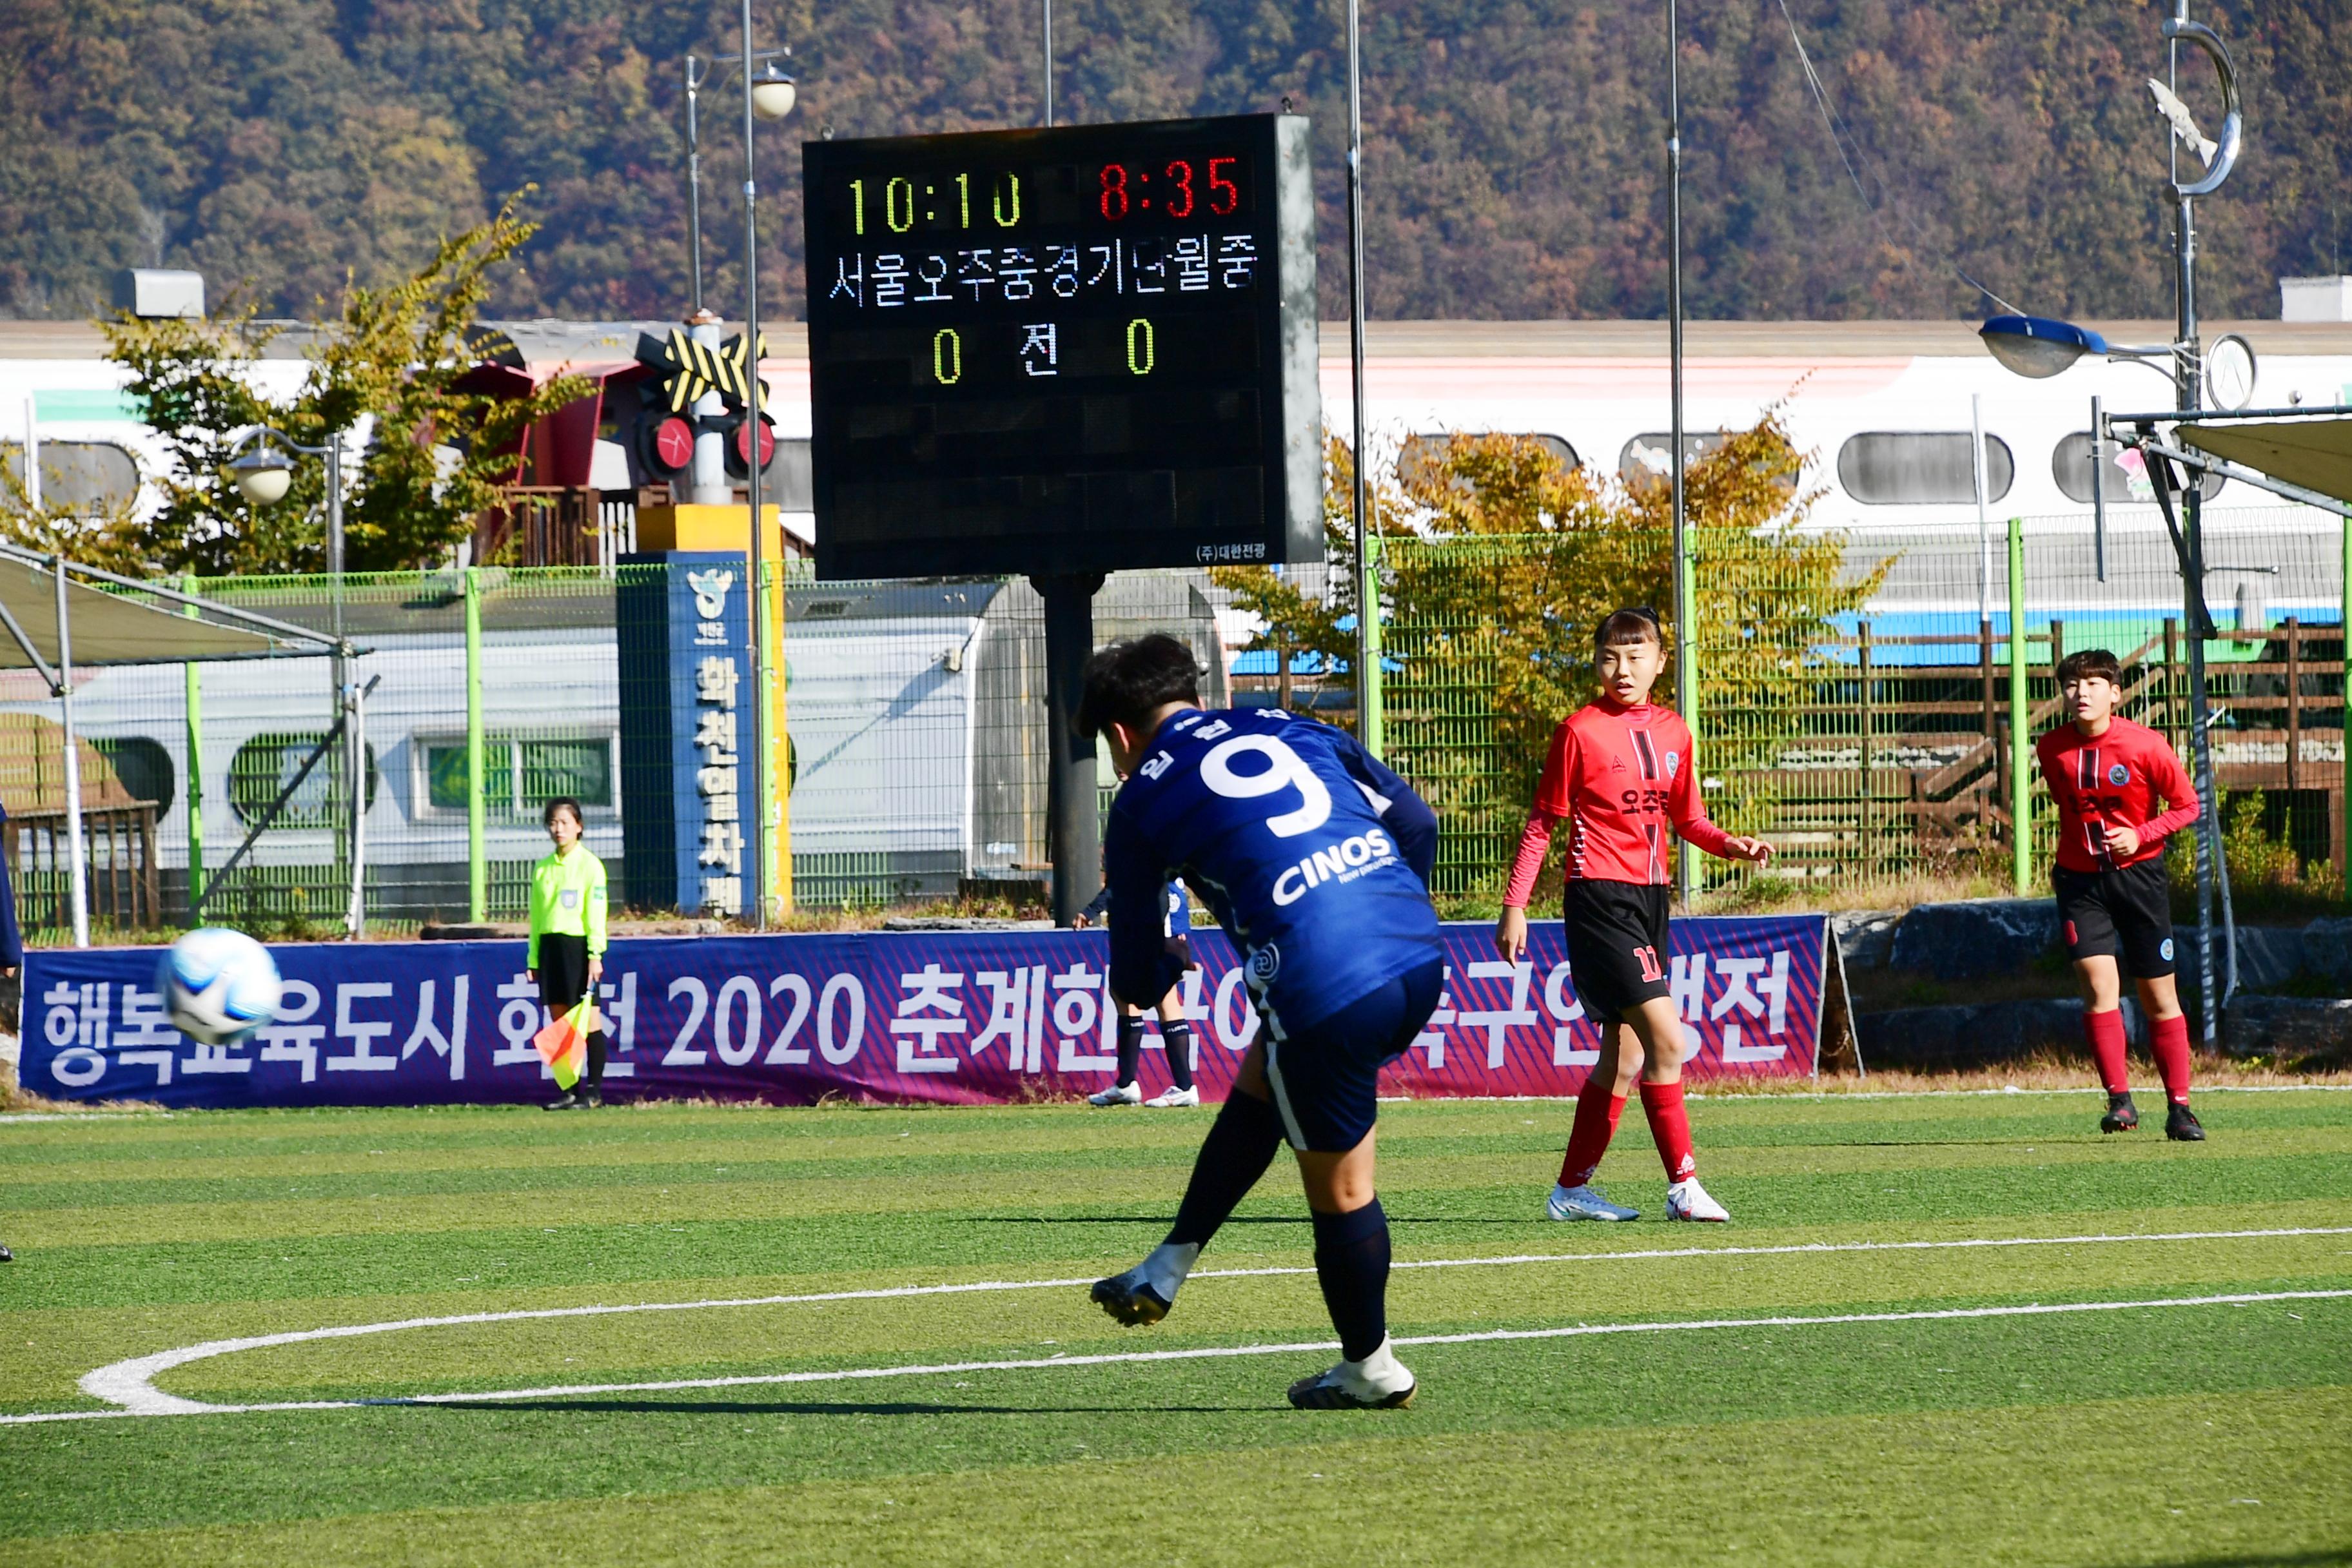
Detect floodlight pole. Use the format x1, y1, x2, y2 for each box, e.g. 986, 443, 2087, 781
1668, 0, 1695, 905
740, 0, 770, 929
1345, 0, 1382, 756
2168, 0, 2233, 1043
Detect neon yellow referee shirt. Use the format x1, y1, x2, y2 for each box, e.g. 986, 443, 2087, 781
527, 846, 608, 968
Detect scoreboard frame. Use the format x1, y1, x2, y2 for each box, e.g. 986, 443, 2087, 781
803, 113, 1322, 580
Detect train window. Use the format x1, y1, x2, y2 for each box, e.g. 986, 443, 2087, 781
1398, 433, 1580, 494
0, 440, 141, 511
2052, 432, 2223, 504
422, 736, 611, 815
520, 738, 612, 808
1620, 431, 1726, 487
1837, 432, 2014, 505
229, 733, 378, 826
424, 741, 516, 812
91, 737, 173, 816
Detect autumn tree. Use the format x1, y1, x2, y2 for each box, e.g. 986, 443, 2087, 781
100, 193, 588, 577
1219, 416, 1882, 898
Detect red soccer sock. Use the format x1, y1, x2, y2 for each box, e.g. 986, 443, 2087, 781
1557, 1079, 1625, 1188
2150, 1012, 2193, 1105
2082, 1007, 2131, 1096
1639, 1081, 1696, 1184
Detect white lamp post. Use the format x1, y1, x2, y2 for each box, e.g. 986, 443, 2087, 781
226, 426, 367, 939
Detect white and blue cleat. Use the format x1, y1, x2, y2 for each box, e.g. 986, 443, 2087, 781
1547, 1182, 1640, 1222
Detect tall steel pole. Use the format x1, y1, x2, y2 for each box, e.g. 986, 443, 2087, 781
1345, 0, 1381, 754
2170, 0, 2230, 1044
740, 0, 769, 930
1668, 0, 1694, 903
685, 57, 707, 315
53, 556, 87, 948
1043, 0, 1054, 126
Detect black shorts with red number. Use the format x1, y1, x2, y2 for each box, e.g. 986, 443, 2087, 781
1563, 878, 1672, 1026
2053, 858, 2177, 979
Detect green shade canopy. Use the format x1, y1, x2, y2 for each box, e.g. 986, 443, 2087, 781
0, 549, 337, 670
2177, 417, 2352, 506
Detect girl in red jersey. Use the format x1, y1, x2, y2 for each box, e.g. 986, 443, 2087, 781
1494, 607, 1774, 1222
2035, 648, 2205, 1141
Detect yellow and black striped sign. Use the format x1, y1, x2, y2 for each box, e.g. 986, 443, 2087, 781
633, 329, 769, 413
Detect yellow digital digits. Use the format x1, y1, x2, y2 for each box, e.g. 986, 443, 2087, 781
932, 328, 963, 385
1126, 317, 1155, 375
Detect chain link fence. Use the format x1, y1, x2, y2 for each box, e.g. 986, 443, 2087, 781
1, 563, 1232, 936
3, 505, 2338, 936
1380, 504, 2346, 903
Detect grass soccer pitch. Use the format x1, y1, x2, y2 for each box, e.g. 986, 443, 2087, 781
1, 1091, 2347, 1566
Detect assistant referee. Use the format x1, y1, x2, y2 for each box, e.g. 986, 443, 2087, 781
529, 796, 610, 1110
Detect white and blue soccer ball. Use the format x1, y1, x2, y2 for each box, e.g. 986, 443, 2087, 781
161, 928, 283, 1046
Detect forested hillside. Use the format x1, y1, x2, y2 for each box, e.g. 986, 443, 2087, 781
3, 0, 2346, 326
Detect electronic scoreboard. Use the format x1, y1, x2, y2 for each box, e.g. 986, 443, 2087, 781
803, 113, 1322, 579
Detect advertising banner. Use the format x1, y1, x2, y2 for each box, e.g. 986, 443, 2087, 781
24, 917, 1827, 1109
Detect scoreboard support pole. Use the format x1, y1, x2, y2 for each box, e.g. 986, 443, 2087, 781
1039, 571, 1105, 927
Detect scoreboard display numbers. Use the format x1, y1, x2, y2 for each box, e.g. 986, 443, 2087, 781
804, 113, 1322, 579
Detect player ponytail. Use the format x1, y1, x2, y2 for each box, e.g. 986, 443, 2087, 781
1077, 634, 1201, 740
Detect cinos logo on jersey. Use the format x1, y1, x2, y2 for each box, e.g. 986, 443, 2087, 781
1271, 827, 1397, 905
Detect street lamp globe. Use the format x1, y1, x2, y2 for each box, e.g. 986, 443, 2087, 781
750, 66, 797, 122
228, 446, 293, 506
1979, 314, 2109, 380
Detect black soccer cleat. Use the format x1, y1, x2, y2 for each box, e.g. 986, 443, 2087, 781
545, 1091, 585, 1111
1286, 1366, 1416, 1410
2166, 1102, 2206, 1142
580, 1087, 603, 1109
0, 1241, 13, 1262
2100, 1093, 2139, 1134
1090, 1270, 1173, 1327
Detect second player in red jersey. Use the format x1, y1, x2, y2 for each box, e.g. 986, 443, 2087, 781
1494, 607, 1772, 1224
2035, 647, 2205, 1142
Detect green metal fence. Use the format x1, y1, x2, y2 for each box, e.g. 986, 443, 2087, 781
1378, 506, 2349, 903
5, 507, 2341, 936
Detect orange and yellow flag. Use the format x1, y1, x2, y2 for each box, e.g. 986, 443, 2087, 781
533, 999, 600, 1090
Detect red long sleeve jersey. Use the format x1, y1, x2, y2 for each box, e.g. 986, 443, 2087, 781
2035, 716, 2200, 874
1504, 700, 1734, 899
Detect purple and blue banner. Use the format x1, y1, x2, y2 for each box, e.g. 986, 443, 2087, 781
23, 917, 1828, 1108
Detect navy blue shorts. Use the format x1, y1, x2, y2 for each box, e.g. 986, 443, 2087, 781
1261, 959, 1445, 1153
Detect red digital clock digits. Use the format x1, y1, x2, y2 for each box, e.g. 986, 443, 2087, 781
1095, 157, 1240, 219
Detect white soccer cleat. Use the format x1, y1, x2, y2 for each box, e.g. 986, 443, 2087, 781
1665, 1178, 1729, 1222
1286, 1337, 1416, 1409
1144, 1085, 1200, 1108
1547, 1182, 1640, 1222
1088, 1083, 1142, 1107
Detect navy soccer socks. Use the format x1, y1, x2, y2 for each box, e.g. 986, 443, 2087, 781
1166, 1088, 1284, 1248
1311, 1197, 1392, 1362
1161, 1020, 1195, 1092
1115, 1013, 1146, 1087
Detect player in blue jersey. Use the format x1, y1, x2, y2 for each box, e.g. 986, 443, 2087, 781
1078, 634, 1443, 1409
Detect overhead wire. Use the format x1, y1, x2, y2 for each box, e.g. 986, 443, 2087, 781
1772, 0, 2024, 317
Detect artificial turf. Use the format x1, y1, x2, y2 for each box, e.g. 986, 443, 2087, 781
1, 1089, 2347, 1565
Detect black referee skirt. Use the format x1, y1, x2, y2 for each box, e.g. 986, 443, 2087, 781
536, 932, 595, 1014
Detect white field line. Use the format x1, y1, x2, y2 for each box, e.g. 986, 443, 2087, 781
5, 1288, 2344, 1428
1406, 1084, 2352, 1103
54, 1225, 2352, 1420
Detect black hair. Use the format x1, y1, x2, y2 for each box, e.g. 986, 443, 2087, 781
2055, 647, 2124, 687
1594, 605, 1664, 651
1075, 634, 1202, 740
542, 796, 585, 829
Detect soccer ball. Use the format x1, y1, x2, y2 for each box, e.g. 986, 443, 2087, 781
161, 928, 283, 1046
